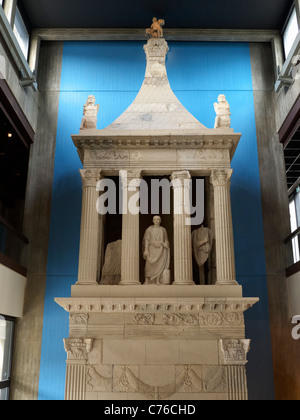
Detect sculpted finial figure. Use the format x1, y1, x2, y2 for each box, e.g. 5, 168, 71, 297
100, 240, 122, 285
214, 94, 231, 129
145, 17, 165, 38
192, 225, 214, 284
143, 216, 170, 285
80, 95, 99, 130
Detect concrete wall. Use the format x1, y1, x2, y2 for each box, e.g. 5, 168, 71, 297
0, 31, 38, 132
9, 41, 63, 401
0, 264, 26, 318
250, 42, 300, 400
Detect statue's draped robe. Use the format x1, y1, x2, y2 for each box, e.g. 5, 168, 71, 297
192, 227, 213, 267
143, 226, 170, 284
100, 240, 122, 285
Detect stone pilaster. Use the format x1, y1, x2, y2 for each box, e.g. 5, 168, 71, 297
171, 171, 194, 285
63, 338, 93, 401
219, 339, 250, 400
119, 169, 142, 285
210, 169, 237, 285
77, 169, 103, 285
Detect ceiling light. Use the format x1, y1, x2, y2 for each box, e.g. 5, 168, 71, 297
7, 133, 13, 138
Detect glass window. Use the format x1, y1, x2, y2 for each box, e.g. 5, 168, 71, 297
0, 316, 14, 401
283, 7, 299, 58
13, 7, 29, 60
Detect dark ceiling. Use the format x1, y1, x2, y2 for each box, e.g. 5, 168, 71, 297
21, 0, 293, 30
0, 108, 29, 210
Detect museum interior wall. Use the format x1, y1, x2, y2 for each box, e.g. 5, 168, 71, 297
5, 35, 300, 400
14, 39, 274, 401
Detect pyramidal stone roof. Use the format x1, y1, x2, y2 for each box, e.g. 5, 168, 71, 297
105, 38, 207, 131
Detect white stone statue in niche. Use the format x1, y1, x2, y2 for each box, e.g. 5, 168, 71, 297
100, 240, 122, 285
214, 94, 231, 129
80, 95, 99, 130
143, 216, 170, 285
192, 225, 214, 284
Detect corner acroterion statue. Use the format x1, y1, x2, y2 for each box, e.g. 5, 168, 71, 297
80, 95, 99, 130
214, 94, 231, 129
145, 17, 165, 38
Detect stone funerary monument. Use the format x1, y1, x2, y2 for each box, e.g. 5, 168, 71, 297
56, 20, 258, 401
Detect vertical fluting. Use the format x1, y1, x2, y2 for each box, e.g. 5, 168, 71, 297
65, 364, 86, 401
119, 170, 142, 285
211, 169, 237, 285
77, 169, 102, 285
171, 171, 194, 285
227, 366, 248, 401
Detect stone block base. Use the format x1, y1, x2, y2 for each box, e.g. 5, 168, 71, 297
56, 294, 257, 401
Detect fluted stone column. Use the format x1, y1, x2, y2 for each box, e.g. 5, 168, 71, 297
219, 339, 250, 400
64, 338, 93, 401
119, 170, 142, 286
77, 169, 102, 285
210, 169, 237, 285
171, 171, 194, 285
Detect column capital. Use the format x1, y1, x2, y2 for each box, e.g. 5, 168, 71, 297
79, 169, 103, 188
63, 338, 93, 361
210, 169, 233, 188
218, 339, 250, 366
171, 170, 191, 182
119, 169, 142, 188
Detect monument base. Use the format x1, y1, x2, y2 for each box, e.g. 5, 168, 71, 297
56, 292, 258, 401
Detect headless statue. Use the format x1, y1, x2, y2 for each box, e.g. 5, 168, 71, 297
192, 226, 214, 284
100, 240, 122, 285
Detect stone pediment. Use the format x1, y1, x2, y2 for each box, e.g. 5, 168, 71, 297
105, 38, 206, 132
73, 37, 241, 165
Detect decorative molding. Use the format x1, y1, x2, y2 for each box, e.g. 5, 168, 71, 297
163, 313, 199, 326
55, 297, 258, 315
86, 365, 113, 392
73, 132, 241, 156
69, 313, 89, 326
134, 313, 156, 325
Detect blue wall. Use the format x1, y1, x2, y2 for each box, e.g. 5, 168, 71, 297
38, 41, 274, 400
